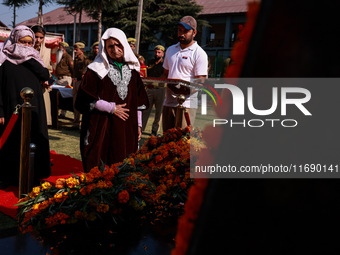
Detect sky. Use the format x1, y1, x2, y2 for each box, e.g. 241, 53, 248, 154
0, 1, 63, 28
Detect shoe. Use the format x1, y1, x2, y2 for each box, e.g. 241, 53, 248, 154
151, 131, 157, 136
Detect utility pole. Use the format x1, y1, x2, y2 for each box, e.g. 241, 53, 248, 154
73, 14, 76, 59
134, 0, 143, 54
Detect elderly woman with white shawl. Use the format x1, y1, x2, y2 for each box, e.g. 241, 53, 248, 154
75, 28, 149, 172
0, 25, 51, 188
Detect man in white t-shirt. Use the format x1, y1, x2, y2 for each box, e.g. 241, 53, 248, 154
162, 16, 208, 131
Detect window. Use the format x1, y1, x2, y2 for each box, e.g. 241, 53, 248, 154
206, 23, 226, 47
230, 23, 244, 47
80, 30, 89, 46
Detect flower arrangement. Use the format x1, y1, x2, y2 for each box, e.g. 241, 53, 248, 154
16, 126, 202, 234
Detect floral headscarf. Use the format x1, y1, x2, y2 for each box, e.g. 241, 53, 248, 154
0, 25, 46, 67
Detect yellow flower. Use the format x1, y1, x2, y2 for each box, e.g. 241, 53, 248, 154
32, 186, 41, 196
66, 177, 80, 188
80, 173, 86, 183
32, 203, 40, 211
41, 181, 52, 190
54, 192, 67, 203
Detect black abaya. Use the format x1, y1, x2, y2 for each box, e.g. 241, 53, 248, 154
0, 59, 51, 186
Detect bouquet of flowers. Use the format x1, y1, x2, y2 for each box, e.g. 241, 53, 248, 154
16, 126, 202, 234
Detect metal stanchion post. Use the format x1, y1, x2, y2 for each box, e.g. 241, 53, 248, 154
28, 143, 36, 192
175, 94, 186, 128
19, 88, 34, 198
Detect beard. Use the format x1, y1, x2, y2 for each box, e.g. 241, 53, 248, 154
178, 34, 194, 45
56, 49, 63, 64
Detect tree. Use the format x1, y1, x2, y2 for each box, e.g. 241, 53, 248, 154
31, 0, 54, 26
102, 0, 205, 50
57, 0, 87, 42
2, 0, 31, 27
58, 0, 127, 41
4, 0, 55, 27
86, 0, 128, 40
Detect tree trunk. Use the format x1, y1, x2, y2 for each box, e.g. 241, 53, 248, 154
97, 9, 102, 41
38, 0, 43, 26
77, 9, 82, 42
12, 5, 16, 28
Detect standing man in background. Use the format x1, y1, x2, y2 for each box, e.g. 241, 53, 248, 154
55, 42, 73, 86
162, 16, 208, 131
72, 42, 91, 129
128, 37, 145, 65
142, 45, 166, 136
89, 41, 99, 62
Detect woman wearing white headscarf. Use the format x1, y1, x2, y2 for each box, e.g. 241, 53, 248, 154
75, 28, 149, 172
0, 25, 51, 188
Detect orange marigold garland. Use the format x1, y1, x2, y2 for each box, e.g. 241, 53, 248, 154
16, 126, 201, 234
171, 2, 261, 255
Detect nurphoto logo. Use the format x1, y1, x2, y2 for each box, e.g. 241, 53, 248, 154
200, 82, 312, 128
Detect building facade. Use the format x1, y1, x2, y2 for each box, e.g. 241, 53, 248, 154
197, 0, 248, 77
20, 7, 98, 52
19, 1, 248, 77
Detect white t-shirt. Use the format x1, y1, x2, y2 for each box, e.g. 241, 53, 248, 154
163, 41, 208, 108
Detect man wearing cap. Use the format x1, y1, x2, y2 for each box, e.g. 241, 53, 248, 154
55, 42, 73, 86
72, 42, 91, 129
162, 16, 208, 131
142, 45, 166, 136
127, 38, 136, 51
89, 41, 99, 62
128, 37, 146, 75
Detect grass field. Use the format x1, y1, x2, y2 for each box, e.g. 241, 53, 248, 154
49, 109, 164, 160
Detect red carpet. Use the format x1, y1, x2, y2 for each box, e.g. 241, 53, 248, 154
0, 151, 83, 219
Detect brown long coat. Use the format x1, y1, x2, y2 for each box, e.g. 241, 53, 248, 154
75, 65, 149, 172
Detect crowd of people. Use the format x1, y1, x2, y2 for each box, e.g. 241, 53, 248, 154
0, 15, 208, 187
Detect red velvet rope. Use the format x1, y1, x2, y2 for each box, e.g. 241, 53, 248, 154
0, 113, 19, 150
